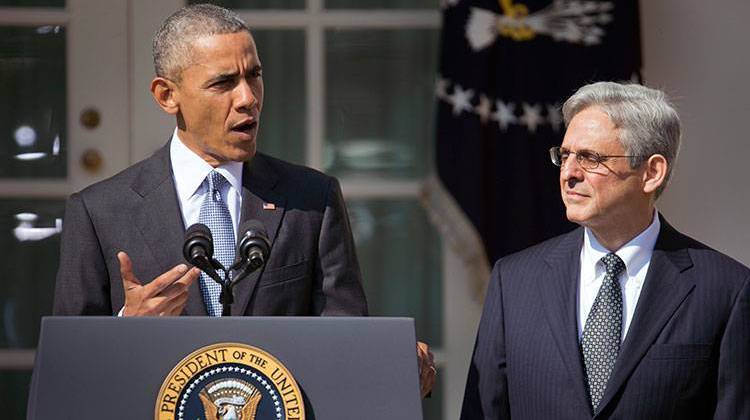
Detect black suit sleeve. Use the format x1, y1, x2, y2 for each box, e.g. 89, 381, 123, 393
461, 261, 510, 420
53, 192, 112, 315
312, 177, 368, 316
713, 275, 750, 419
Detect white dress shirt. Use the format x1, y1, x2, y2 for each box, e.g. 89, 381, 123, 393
577, 210, 661, 342
170, 129, 244, 232
118, 131, 244, 316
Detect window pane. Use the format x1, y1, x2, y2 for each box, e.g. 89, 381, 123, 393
325, 29, 438, 178
188, 0, 304, 10
0, 199, 63, 349
0, 370, 31, 419
326, 0, 434, 9
348, 199, 442, 345
0, 0, 64, 6
253, 30, 306, 166
0, 26, 66, 179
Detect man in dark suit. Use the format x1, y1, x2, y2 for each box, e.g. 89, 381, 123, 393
461, 82, 749, 419
52, 3, 435, 395
53, 4, 366, 318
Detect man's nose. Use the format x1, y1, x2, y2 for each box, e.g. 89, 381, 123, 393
234, 80, 257, 110
560, 155, 584, 181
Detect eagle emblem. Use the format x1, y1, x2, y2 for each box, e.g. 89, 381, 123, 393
156, 343, 305, 420
198, 379, 262, 420
466, 0, 615, 51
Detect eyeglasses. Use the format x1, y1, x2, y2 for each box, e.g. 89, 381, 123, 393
549, 146, 644, 170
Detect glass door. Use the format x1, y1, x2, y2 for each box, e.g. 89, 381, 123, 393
0, 0, 128, 416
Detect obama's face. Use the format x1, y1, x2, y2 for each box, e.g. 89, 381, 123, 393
157, 31, 263, 166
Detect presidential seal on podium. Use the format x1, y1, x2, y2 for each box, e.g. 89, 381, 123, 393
155, 343, 305, 420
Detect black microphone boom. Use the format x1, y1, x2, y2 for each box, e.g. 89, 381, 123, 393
183, 223, 224, 284
183, 223, 212, 261
236, 220, 271, 274
183, 221, 270, 316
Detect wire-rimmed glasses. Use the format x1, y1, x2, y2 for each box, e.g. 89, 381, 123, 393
549, 146, 644, 170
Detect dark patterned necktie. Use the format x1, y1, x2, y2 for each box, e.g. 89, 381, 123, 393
197, 171, 235, 317
581, 252, 625, 411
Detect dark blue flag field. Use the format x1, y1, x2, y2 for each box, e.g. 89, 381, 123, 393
436, 0, 641, 263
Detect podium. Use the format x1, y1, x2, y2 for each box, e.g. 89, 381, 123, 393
28, 317, 423, 419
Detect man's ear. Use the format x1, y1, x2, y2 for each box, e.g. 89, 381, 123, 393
150, 76, 179, 115
643, 154, 668, 194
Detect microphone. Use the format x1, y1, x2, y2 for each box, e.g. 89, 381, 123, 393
183, 223, 224, 283
235, 220, 271, 273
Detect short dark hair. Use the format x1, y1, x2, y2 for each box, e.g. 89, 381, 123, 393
152, 3, 250, 80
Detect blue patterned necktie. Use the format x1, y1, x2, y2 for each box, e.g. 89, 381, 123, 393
198, 171, 235, 316
581, 252, 625, 411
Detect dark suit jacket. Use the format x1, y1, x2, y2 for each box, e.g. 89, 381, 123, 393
461, 216, 750, 419
53, 143, 368, 316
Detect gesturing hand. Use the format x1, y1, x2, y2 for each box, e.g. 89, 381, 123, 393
417, 341, 437, 398
118, 251, 200, 316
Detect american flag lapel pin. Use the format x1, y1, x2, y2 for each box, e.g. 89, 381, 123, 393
263, 202, 276, 210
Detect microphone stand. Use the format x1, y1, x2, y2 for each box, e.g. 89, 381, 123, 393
194, 257, 232, 317
216, 267, 232, 317
184, 224, 264, 316
213, 261, 257, 317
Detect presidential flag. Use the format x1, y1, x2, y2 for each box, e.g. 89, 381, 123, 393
435, 0, 641, 264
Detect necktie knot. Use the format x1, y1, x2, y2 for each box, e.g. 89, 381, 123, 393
207, 171, 229, 194
206, 171, 229, 202
601, 252, 625, 277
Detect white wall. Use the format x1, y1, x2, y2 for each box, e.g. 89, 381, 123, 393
642, 0, 750, 265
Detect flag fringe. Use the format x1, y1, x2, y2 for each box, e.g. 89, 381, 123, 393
421, 174, 491, 303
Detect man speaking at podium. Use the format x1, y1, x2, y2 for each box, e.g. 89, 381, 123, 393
54, 1, 367, 316
53, 3, 366, 318
52, 3, 435, 395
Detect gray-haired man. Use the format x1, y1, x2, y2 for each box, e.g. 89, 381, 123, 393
461, 81, 749, 419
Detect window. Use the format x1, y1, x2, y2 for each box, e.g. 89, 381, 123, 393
193, 2, 445, 417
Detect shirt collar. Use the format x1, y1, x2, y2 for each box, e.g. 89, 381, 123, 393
582, 209, 661, 285
169, 129, 244, 201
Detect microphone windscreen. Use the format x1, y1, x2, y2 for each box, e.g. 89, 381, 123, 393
237, 220, 270, 261
185, 222, 212, 240
238, 220, 266, 237
183, 223, 213, 263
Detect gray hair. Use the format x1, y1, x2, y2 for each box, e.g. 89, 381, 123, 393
153, 3, 250, 80
562, 81, 681, 197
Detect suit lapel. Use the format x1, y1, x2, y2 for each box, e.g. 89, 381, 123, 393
130, 143, 207, 315
596, 217, 695, 415
538, 228, 592, 413
231, 154, 287, 316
